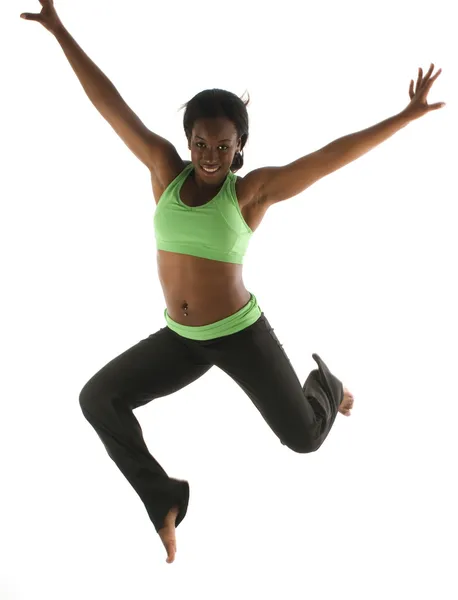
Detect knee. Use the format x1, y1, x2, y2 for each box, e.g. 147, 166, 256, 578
78, 380, 100, 418
79, 378, 123, 424
79, 386, 91, 419
282, 436, 322, 454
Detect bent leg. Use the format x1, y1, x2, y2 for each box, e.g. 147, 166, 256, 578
197, 314, 343, 453
79, 326, 212, 531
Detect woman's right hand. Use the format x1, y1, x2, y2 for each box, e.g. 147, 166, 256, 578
20, 0, 63, 35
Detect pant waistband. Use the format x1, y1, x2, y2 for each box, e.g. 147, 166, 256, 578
164, 292, 262, 341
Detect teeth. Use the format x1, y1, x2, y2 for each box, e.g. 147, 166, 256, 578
202, 166, 219, 172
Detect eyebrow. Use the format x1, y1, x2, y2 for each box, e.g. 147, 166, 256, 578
195, 136, 231, 142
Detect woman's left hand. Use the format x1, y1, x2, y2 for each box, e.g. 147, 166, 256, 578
402, 63, 446, 121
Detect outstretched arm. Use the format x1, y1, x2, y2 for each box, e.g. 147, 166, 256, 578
21, 0, 175, 170
245, 63, 445, 207
316, 64, 445, 173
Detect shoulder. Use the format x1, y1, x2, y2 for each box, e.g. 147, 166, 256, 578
151, 158, 192, 205
235, 171, 264, 210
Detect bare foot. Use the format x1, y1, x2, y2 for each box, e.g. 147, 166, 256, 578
339, 387, 354, 416
158, 505, 180, 564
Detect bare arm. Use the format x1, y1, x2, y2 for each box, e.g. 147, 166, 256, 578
52, 24, 174, 170
21, 1, 175, 170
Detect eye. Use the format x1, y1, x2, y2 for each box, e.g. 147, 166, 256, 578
196, 142, 229, 151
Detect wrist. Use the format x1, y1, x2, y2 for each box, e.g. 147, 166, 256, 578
51, 21, 66, 38
397, 109, 417, 125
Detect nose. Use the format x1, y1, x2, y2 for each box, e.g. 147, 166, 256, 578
203, 152, 218, 163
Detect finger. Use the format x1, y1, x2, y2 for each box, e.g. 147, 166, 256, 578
424, 63, 435, 81
430, 102, 446, 110
416, 67, 423, 92
425, 68, 442, 93
409, 79, 414, 99
20, 13, 38, 20
430, 67, 442, 82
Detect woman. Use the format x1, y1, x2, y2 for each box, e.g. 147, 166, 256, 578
21, 1, 444, 565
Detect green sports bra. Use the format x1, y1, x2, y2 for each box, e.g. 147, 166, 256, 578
154, 163, 253, 264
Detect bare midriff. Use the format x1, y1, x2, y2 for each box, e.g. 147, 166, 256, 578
157, 249, 251, 326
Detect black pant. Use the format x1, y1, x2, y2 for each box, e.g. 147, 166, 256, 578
79, 312, 343, 532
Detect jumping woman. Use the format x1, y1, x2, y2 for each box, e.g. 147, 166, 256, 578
21, 0, 444, 564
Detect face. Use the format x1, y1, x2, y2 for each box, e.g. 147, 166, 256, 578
188, 117, 242, 181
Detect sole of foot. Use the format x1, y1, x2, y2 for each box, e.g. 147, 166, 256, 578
339, 387, 354, 416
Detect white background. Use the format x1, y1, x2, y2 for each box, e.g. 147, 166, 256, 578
2, 0, 457, 598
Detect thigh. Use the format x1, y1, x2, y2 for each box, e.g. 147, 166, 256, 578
80, 326, 213, 409
199, 314, 317, 446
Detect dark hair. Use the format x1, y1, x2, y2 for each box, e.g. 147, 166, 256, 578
179, 89, 250, 172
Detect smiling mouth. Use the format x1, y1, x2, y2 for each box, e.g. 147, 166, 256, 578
201, 165, 221, 174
